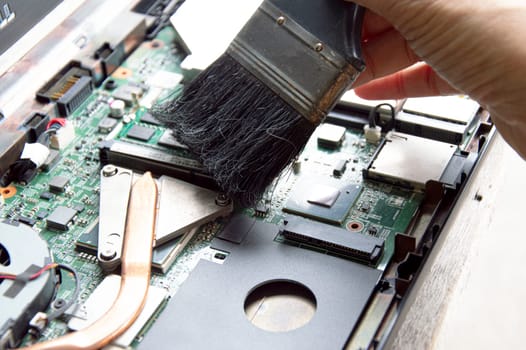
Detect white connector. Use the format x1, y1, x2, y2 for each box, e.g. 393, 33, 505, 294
364, 125, 382, 144
50, 122, 75, 150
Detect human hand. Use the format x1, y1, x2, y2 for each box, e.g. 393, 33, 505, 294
348, 0, 526, 159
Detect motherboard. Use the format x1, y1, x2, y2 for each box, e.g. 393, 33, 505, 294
0, 1, 494, 349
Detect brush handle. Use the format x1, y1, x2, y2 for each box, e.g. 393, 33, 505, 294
268, 0, 365, 70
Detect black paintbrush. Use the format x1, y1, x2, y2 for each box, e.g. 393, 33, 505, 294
153, 0, 365, 206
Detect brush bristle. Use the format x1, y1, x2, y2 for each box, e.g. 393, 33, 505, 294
152, 53, 316, 206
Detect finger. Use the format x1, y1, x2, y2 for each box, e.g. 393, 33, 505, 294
353, 62, 459, 100
362, 10, 392, 40
353, 28, 420, 87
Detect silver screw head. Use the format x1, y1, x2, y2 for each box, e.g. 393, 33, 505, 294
102, 165, 118, 177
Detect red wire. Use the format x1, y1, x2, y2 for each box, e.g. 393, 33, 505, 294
0, 263, 57, 281
46, 118, 66, 130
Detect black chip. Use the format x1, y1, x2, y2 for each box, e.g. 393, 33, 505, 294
157, 130, 188, 150
36, 209, 49, 220
46, 206, 77, 231
75, 222, 98, 254
40, 191, 54, 200
49, 175, 69, 193
126, 125, 155, 142
333, 159, 348, 177
98, 117, 118, 133
140, 112, 162, 126
18, 216, 36, 226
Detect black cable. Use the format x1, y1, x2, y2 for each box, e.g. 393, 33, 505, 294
46, 263, 81, 322
368, 103, 396, 129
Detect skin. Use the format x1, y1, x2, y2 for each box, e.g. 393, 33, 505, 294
346, 0, 526, 159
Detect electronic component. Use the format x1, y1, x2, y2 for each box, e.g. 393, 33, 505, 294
359, 203, 371, 213
49, 122, 75, 150
0, 221, 56, 350
56, 76, 93, 116
363, 124, 382, 144
36, 61, 92, 103
365, 131, 457, 189
48, 175, 69, 193
109, 99, 126, 118
36, 209, 49, 220
39, 192, 54, 200
317, 123, 346, 149
157, 130, 188, 150
126, 125, 155, 142
68, 275, 167, 348
367, 225, 379, 236
98, 140, 217, 190
254, 200, 270, 217
141, 219, 382, 349
140, 112, 162, 126
395, 96, 480, 144
46, 206, 77, 231
98, 117, 118, 133
17, 215, 37, 226
18, 113, 50, 143
333, 159, 347, 177
281, 216, 384, 264
75, 221, 99, 255
112, 84, 143, 106
283, 177, 361, 225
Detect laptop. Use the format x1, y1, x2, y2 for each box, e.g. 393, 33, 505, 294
0, 1, 495, 349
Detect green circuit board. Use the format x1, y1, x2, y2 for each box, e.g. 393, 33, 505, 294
0, 26, 423, 347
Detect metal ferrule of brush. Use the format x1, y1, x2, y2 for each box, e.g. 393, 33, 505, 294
227, 0, 365, 125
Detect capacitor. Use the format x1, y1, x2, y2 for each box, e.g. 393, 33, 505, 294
109, 99, 125, 118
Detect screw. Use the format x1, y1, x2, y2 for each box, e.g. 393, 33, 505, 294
277, 16, 286, 25
102, 165, 118, 177
100, 248, 116, 261
215, 193, 231, 207
315, 43, 324, 52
